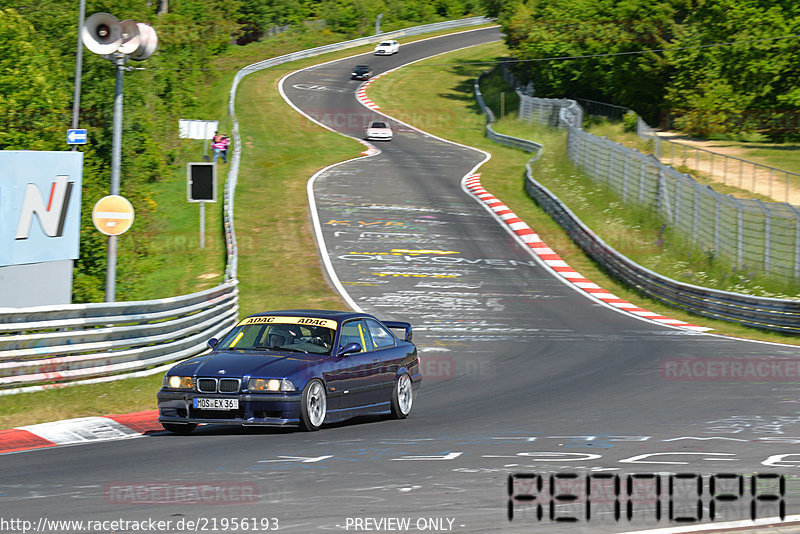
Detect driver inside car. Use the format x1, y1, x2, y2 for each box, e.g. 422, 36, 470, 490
266, 325, 300, 347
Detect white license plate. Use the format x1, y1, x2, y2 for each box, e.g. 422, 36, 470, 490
193, 398, 239, 410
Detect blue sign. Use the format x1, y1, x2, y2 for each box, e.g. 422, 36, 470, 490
66, 129, 87, 145
0, 152, 83, 267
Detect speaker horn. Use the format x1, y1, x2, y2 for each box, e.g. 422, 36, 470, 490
117, 20, 141, 54
129, 23, 158, 61
82, 12, 122, 55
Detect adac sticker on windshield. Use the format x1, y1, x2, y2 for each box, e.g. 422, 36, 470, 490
238, 316, 338, 330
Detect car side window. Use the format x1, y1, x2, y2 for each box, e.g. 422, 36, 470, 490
340, 320, 375, 352
366, 319, 395, 349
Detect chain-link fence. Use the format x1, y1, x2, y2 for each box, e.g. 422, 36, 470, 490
475, 72, 800, 332
653, 137, 800, 203
517, 91, 800, 284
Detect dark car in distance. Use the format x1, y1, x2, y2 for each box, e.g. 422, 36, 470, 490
157, 310, 420, 433
351, 65, 372, 80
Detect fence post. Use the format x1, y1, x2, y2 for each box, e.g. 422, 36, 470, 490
657, 168, 673, 223
693, 186, 699, 243
610, 145, 617, 189
788, 203, 800, 280
639, 159, 646, 204
710, 152, 714, 180
714, 193, 721, 254
674, 177, 681, 223
739, 159, 743, 188
696, 148, 700, 176
755, 200, 772, 274
769, 168, 774, 198
786, 171, 790, 203
723, 156, 728, 184
731, 196, 744, 269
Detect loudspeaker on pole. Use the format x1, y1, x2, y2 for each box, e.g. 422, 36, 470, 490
130, 23, 158, 61
82, 12, 122, 55
117, 20, 141, 54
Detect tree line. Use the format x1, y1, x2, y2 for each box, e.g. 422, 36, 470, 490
484, 0, 800, 139
0, 0, 478, 302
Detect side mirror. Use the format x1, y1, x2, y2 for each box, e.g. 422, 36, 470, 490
338, 342, 361, 356
207, 338, 219, 350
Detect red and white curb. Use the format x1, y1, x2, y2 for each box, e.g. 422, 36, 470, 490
464, 173, 711, 332
0, 410, 160, 454
356, 72, 387, 110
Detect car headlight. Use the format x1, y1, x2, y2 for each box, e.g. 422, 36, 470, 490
165, 375, 194, 390
248, 378, 295, 392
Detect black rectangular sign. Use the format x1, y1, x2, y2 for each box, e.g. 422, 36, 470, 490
187, 162, 217, 202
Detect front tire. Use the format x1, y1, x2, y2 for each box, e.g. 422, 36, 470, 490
161, 422, 197, 434
389, 374, 413, 419
299, 379, 327, 431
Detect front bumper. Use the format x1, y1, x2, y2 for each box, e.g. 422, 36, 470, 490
157, 389, 303, 426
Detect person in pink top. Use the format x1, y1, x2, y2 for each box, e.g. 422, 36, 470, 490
212, 134, 230, 163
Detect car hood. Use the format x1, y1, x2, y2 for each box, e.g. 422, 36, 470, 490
174, 350, 324, 378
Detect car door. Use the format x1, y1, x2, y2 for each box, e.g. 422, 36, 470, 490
337, 319, 380, 410
364, 319, 400, 401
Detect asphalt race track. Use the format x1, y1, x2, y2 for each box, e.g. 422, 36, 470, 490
2, 27, 800, 534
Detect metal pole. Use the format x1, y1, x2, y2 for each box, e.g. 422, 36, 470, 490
203, 122, 210, 159
375, 13, 383, 35
110, 55, 124, 196
71, 0, 86, 152
200, 201, 206, 249
105, 54, 125, 302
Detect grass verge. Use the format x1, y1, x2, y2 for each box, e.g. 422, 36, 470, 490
366, 42, 800, 345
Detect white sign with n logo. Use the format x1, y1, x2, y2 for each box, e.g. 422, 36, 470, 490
0, 151, 83, 267
15, 175, 75, 239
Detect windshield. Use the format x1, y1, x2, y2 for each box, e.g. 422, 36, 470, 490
379, 42, 392, 47
355, 65, 369, 71
370, 122, 387, 129
217, 316, 336, 355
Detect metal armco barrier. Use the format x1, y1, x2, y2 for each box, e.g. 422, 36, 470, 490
0, 282, 239, 394
0, 17, 493, 394
475, 72, 800, 334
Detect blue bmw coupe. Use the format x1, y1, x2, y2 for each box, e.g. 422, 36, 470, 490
157, 310, 420, 433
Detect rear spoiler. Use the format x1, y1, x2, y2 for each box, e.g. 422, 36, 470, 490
383, 321, 412, 342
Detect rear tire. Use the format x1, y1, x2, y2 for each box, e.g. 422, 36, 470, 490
389, 374, 413, 419
299, 379, 327, 431
161, 422, 197, 434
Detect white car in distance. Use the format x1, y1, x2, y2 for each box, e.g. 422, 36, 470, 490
365, 121, 393, 141
374, 40, 399, 55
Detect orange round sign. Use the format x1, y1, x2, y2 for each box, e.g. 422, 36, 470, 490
92, 195, 135, 236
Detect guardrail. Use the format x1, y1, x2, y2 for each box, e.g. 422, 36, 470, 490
0, 17, 494, 395
0, 282, 239, 394
475, 72, 800, 334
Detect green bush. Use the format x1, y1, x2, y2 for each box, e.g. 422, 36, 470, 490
622, 110, 639, 133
